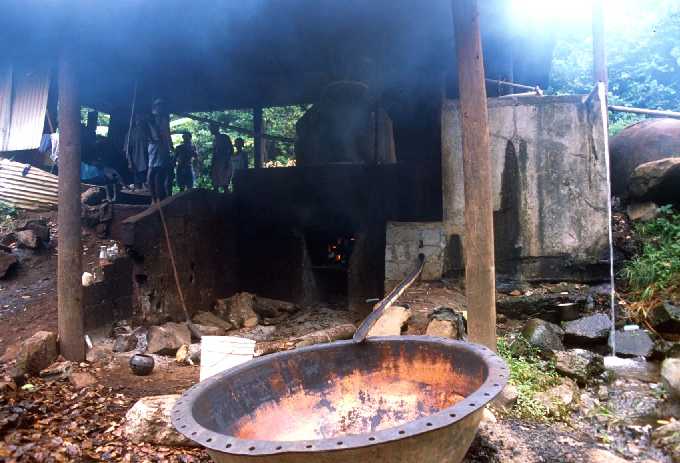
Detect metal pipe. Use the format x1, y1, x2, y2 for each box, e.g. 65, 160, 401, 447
608, 105, 680, 120
485, 78, 542, 95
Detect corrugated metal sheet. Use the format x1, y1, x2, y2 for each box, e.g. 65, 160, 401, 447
0, 158, 58, 211
0, 63, 50, 152
0, 65, 12, 151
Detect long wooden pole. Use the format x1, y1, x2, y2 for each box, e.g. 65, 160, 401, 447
452, 0, 497, 350
592, 0, 608, 88
253, 107, 264, 168
57, 45, 85, 361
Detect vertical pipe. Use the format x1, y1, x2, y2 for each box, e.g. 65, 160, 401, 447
253, 107, 264, 168
57, 46, 85, 361
452, 0, 497, 350
592, 0, 608, 88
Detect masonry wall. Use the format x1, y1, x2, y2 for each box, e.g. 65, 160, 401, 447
121, 190, 238, 324
441, 93, 610, 282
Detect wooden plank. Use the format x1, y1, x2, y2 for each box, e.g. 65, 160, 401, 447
452, 0, 497, 350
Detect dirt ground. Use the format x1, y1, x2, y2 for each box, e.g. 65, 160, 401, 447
0, 211, 675, 462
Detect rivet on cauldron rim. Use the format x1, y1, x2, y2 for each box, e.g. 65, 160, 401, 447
369, 437, 375, 441
398, 430, 405, 435
191, 432, 197, 436
249, 446, 256, 451
226, 443, 232, 448
306, 444, 313, 449
206, 438, 212, 443
275, 446, 282, 450
450, 413, 457, 417
469, 403, 476, 406
337, 441, 343, 445
426, 422, 433, 426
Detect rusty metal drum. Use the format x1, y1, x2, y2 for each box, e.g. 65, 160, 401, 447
171, 336, 508, 463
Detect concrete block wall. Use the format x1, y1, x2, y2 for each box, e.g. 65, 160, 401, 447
441, 92, 610, 282
385, 221, 447, 290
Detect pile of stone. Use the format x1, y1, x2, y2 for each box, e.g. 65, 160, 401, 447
0, 218, 51, 280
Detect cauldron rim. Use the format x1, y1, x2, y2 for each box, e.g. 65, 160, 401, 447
171, 335, 508, 456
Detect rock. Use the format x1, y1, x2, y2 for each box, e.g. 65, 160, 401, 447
146, 323, 191, 355
0, 251, 18, 279
647, 301, 680, 334
39, 360, 72, 381
70, 372, 96, 390
252, 296, 299, 318
652, 420, 680, 462
491, 384, 518, 412
627, 202, 659, 221
81, 187, 107, 206
562, 313, 610, 346
661, 358, 680, 400
239, 325, 277, 342
521, 318, 564, 353
122, 395, 197, 447
86, 344, 111, 363
585, 448, 628, 463
16, 229, 45, 249
629, 157, 680, 204
367, 305, 411, 337
597, 385, 609, 401
192, 311, 233, 332
534, 377, 579, 416
192, 324, 226, 337
425, 307, 466, 339
614, 329, 654, 358
113, 334, 138, 353
604, 356, 660, 383
554, 349, 604, 385
113, 327, 147, 353
16, 331, 58, 376
214, 293, 259, 329
16, 219, 50, 243
480, 407, 496, 424
496, 292, 586, 323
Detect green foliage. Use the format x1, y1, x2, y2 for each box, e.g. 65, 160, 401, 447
0, 201, 17, 230
497, 336, 563, 421
169, 106, 307, 189
550, 2, 680, 131
622, 206, 680, 298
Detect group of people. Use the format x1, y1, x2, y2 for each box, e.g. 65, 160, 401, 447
126, 98, 249, 202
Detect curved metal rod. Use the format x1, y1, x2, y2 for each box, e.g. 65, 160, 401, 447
353, 254, 425, 343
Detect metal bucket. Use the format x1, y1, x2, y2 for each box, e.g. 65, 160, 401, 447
171, 336, 507, 463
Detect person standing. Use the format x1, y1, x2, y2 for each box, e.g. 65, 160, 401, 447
231, 137, 249, 184
175, 132, 198, 191
147, 98, 172, 202
210, 122, 233, 192
126, 114, 149, 190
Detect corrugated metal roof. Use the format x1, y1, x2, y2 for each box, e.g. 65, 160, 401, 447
0, 63, 50, 152
0, 158, 58, 211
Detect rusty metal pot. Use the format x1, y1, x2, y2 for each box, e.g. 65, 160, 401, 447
129, 353, 154, 376
172, 256, 508, 462
172, 337, 507, 462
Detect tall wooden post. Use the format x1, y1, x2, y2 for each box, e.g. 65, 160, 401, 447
452, 0, 497, 350
57, 46, 85, 361
253, 107, 264, 168
592, 0, 608, 88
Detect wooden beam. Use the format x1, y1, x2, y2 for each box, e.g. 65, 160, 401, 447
592, 0, 608, 87
253, 107, 264, 168
177, 112, 295, 144
57, 44, 85, 361
452, 0, 497, 350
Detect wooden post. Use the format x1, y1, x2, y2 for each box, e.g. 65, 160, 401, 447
592, 0, 608, 88
452, 0, 497, 350
57, 46, 85, 361
253, 107, 264, 168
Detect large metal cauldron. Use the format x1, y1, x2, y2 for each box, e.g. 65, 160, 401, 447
171, 336, 508, 463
